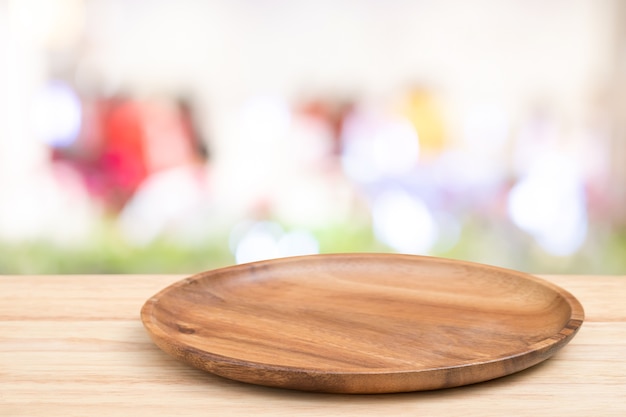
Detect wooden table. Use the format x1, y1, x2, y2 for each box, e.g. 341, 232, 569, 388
1, 274, 624, 416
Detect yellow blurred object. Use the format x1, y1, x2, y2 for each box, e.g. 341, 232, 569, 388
400, 88, 446, 155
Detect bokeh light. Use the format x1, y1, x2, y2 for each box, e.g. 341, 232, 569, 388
341, 110, 420, 183
371, 188, 438, 255
231, 221, 319, 264
31, 81, 82, 148
508, 153, 588, 256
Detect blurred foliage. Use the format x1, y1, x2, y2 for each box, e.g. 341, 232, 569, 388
0, 236, 229, 275
440, 219, 626, 275
1, 218, 625, 275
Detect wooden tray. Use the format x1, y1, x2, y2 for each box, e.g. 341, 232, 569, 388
141, 254, 584, 393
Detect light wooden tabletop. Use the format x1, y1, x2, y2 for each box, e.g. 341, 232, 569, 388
1, 273, 624, 416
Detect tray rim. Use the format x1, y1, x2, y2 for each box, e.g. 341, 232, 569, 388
140, 253, 584, 392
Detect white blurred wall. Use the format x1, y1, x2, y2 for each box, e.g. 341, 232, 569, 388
76, 0, 615, 128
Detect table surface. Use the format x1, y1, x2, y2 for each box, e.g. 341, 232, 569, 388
1, 273, 625, 416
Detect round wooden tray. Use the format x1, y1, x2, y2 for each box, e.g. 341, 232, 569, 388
141, 254, 584, 393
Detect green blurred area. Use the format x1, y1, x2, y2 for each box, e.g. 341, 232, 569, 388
2, 218, 624, 275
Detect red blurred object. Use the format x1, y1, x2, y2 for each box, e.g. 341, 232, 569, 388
100, 98, 148, 209
51, 94, 207, 212
298, 98, 354, 156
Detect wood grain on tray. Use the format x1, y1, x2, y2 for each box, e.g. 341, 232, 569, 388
141, 254, 584, 393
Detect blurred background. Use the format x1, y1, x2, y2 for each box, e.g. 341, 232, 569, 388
1, 0, 625, 274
